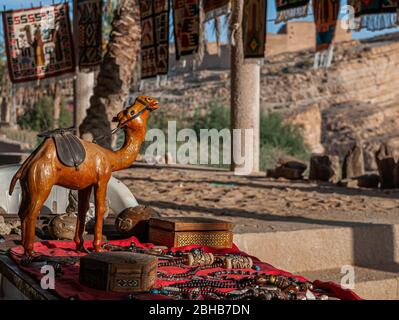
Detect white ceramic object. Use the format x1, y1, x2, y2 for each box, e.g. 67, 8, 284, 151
0, 164, 138, 215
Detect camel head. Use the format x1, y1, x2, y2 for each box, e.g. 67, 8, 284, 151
112, 95, 160, 130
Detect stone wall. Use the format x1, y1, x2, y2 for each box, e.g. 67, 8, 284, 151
284, 104, 324, 154
266, 21, 352, 56
260, 39, 399, 112
262, 37, 399, 169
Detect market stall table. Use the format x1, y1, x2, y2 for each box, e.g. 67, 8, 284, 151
0, 236, 361, 300
0, 253, 59, 300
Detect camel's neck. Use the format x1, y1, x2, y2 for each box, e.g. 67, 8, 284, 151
109, 126, 146, 172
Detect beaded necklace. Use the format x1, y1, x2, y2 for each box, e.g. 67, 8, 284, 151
103, 242, 325, 300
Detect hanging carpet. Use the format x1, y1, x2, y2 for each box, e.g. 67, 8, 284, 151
173, 0, 200, 60
203, 0, 231, 21
349, 0, 399, 31
140, 0, 170, 79
2, 3, 75, 84
313, 0, 340, 68
275, 0, 310, 23
243, 0, 267, 59
76, 0, 103, 69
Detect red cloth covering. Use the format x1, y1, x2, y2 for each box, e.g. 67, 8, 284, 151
9, 238, 361, 300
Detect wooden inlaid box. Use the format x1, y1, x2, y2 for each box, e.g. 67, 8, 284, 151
149, 217, 233, 249
79, 252, 157, 292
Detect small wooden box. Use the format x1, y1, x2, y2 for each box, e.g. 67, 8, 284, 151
149, 217, 233, 249
79, 252, 157, 292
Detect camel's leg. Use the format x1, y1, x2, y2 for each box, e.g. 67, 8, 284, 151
20, 212, 28, 248
21, 218, 27, 247
24, 188, 51, 256
18, 187, 30, 247
93, 182, 108, 252
74, 186, 92, 253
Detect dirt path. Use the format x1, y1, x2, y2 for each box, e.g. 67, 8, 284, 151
114, 163, 399, 234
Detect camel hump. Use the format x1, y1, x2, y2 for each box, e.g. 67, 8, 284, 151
38, 128, 86, 170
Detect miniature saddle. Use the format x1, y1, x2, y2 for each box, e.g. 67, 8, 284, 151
38, 128, 86, 170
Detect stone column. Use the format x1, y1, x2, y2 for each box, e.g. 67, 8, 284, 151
72, 0, 95, 134
230, 0, 260, 175
74, 71, 95, 132
9, 88, 17, 127
53, 82, 61, 129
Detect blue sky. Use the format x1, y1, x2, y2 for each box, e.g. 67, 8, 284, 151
1, 0, 398, 41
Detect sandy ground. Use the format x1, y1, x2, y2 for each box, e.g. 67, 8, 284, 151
114, 163, 399, 234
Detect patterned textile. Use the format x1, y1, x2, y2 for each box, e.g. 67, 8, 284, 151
313, 0, 340, 52
313, 0, 340, 68
140, 0, 169, 79
173, 0, 200, 60
349, 0, 399, 31
2, 3, 75, 84
243, 0, 267, 59
76, 0, 103, 68
9, 237, 362, 300
203, 0, 230, 21
275, 0, 310, 22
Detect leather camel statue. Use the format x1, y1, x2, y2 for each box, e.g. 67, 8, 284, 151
9, 95, 160, 256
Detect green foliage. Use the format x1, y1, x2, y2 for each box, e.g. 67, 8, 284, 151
147, 102, 231, 135
17, 96, 73, 133
141, 102, 309, 170
18, 96, 53, 132
260, 112, 309, 161
59, 100, 73, 128
191, 102, 230, 135
260, 112, 310, 169
190, 104, 310, 170
147, 108, 172, 131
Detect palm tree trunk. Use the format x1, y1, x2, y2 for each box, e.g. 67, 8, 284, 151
79, 0, 141, 148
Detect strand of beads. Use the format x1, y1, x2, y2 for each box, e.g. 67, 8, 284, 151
152, 247, 318, 300
157, 286, 231, 300
208, 269, 256, 279
174, 279, 238, 289
158, 258, 187, 267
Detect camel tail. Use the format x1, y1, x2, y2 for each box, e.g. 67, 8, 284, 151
9, 140, 45, 196
9, 167, 23, 196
